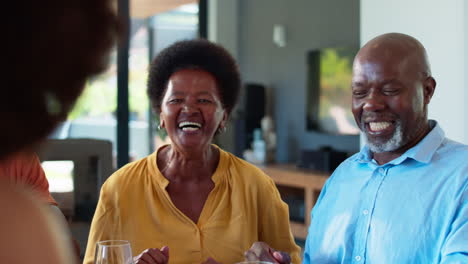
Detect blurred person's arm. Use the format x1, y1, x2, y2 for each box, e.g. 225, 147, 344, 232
49, 204, 81, 259
24, 152, 81, 260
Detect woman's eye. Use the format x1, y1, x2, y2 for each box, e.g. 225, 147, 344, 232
198, 99, 212, 103
168, 98, 183, 103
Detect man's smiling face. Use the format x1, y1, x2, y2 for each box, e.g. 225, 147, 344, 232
351, 40, 430, 154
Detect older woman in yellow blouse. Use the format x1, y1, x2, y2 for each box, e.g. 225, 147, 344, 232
84, 39, 300, 264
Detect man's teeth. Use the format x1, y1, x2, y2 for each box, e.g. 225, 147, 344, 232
369, 122, 391, 131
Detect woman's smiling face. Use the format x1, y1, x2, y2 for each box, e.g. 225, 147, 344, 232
159, 69, 227, 151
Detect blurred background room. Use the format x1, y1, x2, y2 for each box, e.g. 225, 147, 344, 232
38, 0, 468, 260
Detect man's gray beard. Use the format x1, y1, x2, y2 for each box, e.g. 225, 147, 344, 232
364, 120, 403, 153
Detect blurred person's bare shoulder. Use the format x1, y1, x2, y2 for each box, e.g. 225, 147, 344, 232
0, 181, 76, 264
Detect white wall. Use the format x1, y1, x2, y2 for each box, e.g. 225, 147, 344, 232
211, 0, 361, 161
208, 0, 239, 153
208, 0, 239, 58
361, 0, 468, 144
465, 1, 468, 144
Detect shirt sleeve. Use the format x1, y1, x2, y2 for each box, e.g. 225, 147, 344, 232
439, 182, 468, 264
259, 178, 302, 264
17, 153, 58, 205
83, 182, 116, 264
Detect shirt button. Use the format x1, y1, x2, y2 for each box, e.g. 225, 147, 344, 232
355, 255, 362, 261
379, 168, 385, 174
363, 209, 369, 215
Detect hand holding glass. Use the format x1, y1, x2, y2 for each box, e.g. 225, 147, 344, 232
94, 240, 133, 264
235, 260, 274, 264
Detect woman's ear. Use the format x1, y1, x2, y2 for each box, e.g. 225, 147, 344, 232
159, 117, 165, 129
157, 107, 165, 128
220, 111, 228, 129
216, 111, 229, 134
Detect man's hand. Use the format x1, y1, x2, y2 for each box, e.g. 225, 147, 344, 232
244, 242, 291, 264
134, 246, 169, 264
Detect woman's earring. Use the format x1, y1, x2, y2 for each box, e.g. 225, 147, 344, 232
158, 119, 164, 130
217, 126, 226, 134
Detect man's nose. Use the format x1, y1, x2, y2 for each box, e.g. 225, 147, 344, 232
362, 90, 385, 112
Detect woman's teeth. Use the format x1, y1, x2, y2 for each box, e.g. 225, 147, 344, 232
178, 121, 202, 131
182, 127, 199, 131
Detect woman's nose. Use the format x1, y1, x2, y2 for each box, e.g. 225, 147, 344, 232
181, 103, 197, 113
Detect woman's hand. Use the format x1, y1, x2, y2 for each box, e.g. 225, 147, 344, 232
244, 242, 291, 264
201, 257, 222, 264
134, 246, 169, 264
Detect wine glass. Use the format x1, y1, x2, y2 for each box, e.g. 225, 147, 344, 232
94, 240, 133, 264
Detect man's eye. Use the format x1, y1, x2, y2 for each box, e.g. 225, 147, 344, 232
352, 90, 367, 98
383, 89, 399, 95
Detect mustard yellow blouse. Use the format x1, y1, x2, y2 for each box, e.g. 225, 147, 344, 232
84, 145, 300, 264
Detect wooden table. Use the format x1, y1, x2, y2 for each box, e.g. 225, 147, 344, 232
259, 164, 329, 239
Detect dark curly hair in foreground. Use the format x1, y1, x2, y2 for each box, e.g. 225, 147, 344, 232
147, 39, 241, 115
1, 0, 119, 160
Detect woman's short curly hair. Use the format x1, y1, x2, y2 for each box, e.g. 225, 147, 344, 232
147, 39, 241, 115
1, 0, 119, 159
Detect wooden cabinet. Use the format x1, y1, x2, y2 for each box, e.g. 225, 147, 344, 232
259, 164, 329, 239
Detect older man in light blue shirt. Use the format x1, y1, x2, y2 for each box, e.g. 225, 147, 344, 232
246, 33, 467, 264
304, 120, 467, 263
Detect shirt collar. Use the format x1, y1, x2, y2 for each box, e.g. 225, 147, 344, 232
353, 120, 445, 165
148, 146, 169, 188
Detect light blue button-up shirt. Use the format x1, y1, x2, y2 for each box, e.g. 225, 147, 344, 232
303, 121, 468, 264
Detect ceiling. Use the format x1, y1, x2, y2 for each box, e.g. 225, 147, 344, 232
130, 0, 198, 18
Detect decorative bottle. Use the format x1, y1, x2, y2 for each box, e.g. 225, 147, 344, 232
252, 128, 266, 163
